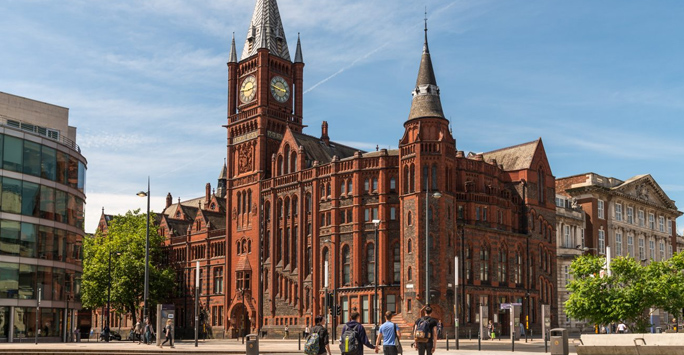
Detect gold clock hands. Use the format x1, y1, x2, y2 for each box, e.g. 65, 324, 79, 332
271, 84, 286, 93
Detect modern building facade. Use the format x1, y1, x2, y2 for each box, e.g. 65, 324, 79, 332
0, 92, 86, 342
556, 173, 682, 329
147, 0, 559, 338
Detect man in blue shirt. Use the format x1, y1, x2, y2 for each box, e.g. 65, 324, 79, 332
375, 311, 401, 355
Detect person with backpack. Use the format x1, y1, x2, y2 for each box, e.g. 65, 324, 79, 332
160, 319, 174, 348
374, 311, 401, 355
304, 315, 331, 355
340, 311, 375, 355
413, 306, 438, 355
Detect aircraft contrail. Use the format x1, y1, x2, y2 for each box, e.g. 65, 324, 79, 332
303, 1, 460, 95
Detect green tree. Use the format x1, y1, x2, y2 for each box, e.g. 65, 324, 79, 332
82, 209, 175, 325
566, 252, 684, 333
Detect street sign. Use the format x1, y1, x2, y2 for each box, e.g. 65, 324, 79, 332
500, 302, 522, 310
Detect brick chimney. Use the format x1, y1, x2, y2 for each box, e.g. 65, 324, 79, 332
321, 121, 330, 145
166, 193, 173, 208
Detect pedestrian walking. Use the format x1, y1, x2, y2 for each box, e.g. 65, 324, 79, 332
160, 319, 174, 348
413, 306, 438, 355
135, 321, 143, 344
144, 318, 155, 345
375, 311, 401, 355
284, 324, 289, 339
305, 315, 331, 355
487, 320, 495, 340
304, 324, 310, 338
340, 311, 375, 355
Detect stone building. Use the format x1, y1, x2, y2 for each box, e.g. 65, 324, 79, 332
0, 92, 87, 342
556, 173, 682, 329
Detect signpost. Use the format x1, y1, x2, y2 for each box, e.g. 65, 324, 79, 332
542, 304, 551, 352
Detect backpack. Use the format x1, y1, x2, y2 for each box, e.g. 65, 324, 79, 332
304, 326, 322, 355
414, 317, 431, 343
339, 324, 360, 355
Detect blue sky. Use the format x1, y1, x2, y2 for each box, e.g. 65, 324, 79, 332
1, 0, 683, 234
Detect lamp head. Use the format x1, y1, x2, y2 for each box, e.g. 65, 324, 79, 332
136, 191, 147, 197
433, 192, 442, 199
372, 219, 381, 226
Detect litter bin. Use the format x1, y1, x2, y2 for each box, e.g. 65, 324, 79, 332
245, 334, 259, 355
549, 328, 568, 355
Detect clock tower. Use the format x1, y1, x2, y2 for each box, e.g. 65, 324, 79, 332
225, 0, 304, 334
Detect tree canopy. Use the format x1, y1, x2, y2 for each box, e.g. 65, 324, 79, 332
565, 252, 684, 332
81, 209, 175, 324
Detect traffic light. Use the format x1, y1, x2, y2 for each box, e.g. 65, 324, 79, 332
328, 306, 333, 315
336, 305, 341, 316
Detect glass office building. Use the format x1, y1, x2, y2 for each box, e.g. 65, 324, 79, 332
0, 92, 86, 342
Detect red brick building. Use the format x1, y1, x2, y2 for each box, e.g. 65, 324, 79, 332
156, 0, 558, 338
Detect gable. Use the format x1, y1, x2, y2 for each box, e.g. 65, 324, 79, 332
613, 175, 678, 210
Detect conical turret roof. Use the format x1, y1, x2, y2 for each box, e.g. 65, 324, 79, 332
241, 0, 291, 61
407, 18, 445, 121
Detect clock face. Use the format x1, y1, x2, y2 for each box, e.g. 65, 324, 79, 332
270, 76, 290, 103
239, 75, 257, 103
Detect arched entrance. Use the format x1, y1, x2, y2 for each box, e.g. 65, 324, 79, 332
230, 303, 251, 338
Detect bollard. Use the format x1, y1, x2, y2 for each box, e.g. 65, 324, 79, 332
512, 331, 515, 353
446, 331, 449, 351
469, 329, 472, 340
478, 331, 481, 351
298, 332, 301, 351
544, 332, 547, 353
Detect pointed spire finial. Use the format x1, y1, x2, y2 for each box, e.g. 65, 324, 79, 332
423, 7, 430, 54
229, 32, 237, 63
241, 0, 291, 61
294, 32, 303, 63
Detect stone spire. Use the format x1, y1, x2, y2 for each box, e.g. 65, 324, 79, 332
217, 159, 228, 198
228, 32, 237, 63
407, 15, 445, 121
294, 33, 303, 63
241, 0, 291, 61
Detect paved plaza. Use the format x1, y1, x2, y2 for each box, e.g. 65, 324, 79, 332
0, 337, 578, 355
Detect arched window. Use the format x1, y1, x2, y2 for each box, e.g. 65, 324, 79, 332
326, 183, 331, 197
372, 177, 378, 192
291, 151, 297, 173
423, 165, 429, 191
393, 243, 401, 283
341, 181, 346, 195
367, 243, 375, 284
322, 247, 330, 286
410, 164, 415, 193
390, 177, 396, 192
347, 180, 353, 195
237, 192, 242, 215
431, 164, 438, 190
284, 145, 290, 174
407, 211, 412, 226
407, 238, 413, 253
407, 267, 413, 281
247, 189, 252, 214
342, 245, 351, 285
307, 246, 312, 276
277, 155, 284, 176
403, 166, 409, 194
364, 178, 370, 193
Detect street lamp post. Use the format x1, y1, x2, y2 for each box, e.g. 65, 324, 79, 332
425, 191, 442, 304
372, 219, 381, 337
137, 177, 151, 322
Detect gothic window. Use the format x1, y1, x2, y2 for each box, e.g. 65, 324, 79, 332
403, 166, 409, 194
236, 271, 251, 291
393, 243, 401, 284
407, 267, 413, 281
292, 197, 298, 216
390, 177, 396, 192
290, 151, 297, 173
341, 181, 346, 195
364, 178, 370, 193
284, 145, 290, 174
292, 227, 298, 269
407, 211, 413, 226
367, 243, 375, 284
342, 245, 351, 285
348, 180, 353, 195
322, 247, 330, 286
410, 164, 415, 193
307, 246, 312, 276
277, 155, 284, 176
213, 267, 223, 294
431, 164, 438, 190
407, 238, 412, 253
247, 189, 252, 214
423, 165, 429, 191
284, 197, 290, 218
372, 177, 378, 192
237, 193, 242, 215
538, 167, 545, 203
264, 230, 270, 260
305, 193, 311, 213
326, 183, 331, 197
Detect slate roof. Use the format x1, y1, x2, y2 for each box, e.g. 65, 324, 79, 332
407, 22, 445, 121
482, 139, 539, 171
202, 210, 226, 230
241, 0, 290, 61
291, 132, 361, 166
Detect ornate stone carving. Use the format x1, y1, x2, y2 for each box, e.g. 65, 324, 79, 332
238, 144, 253, 174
